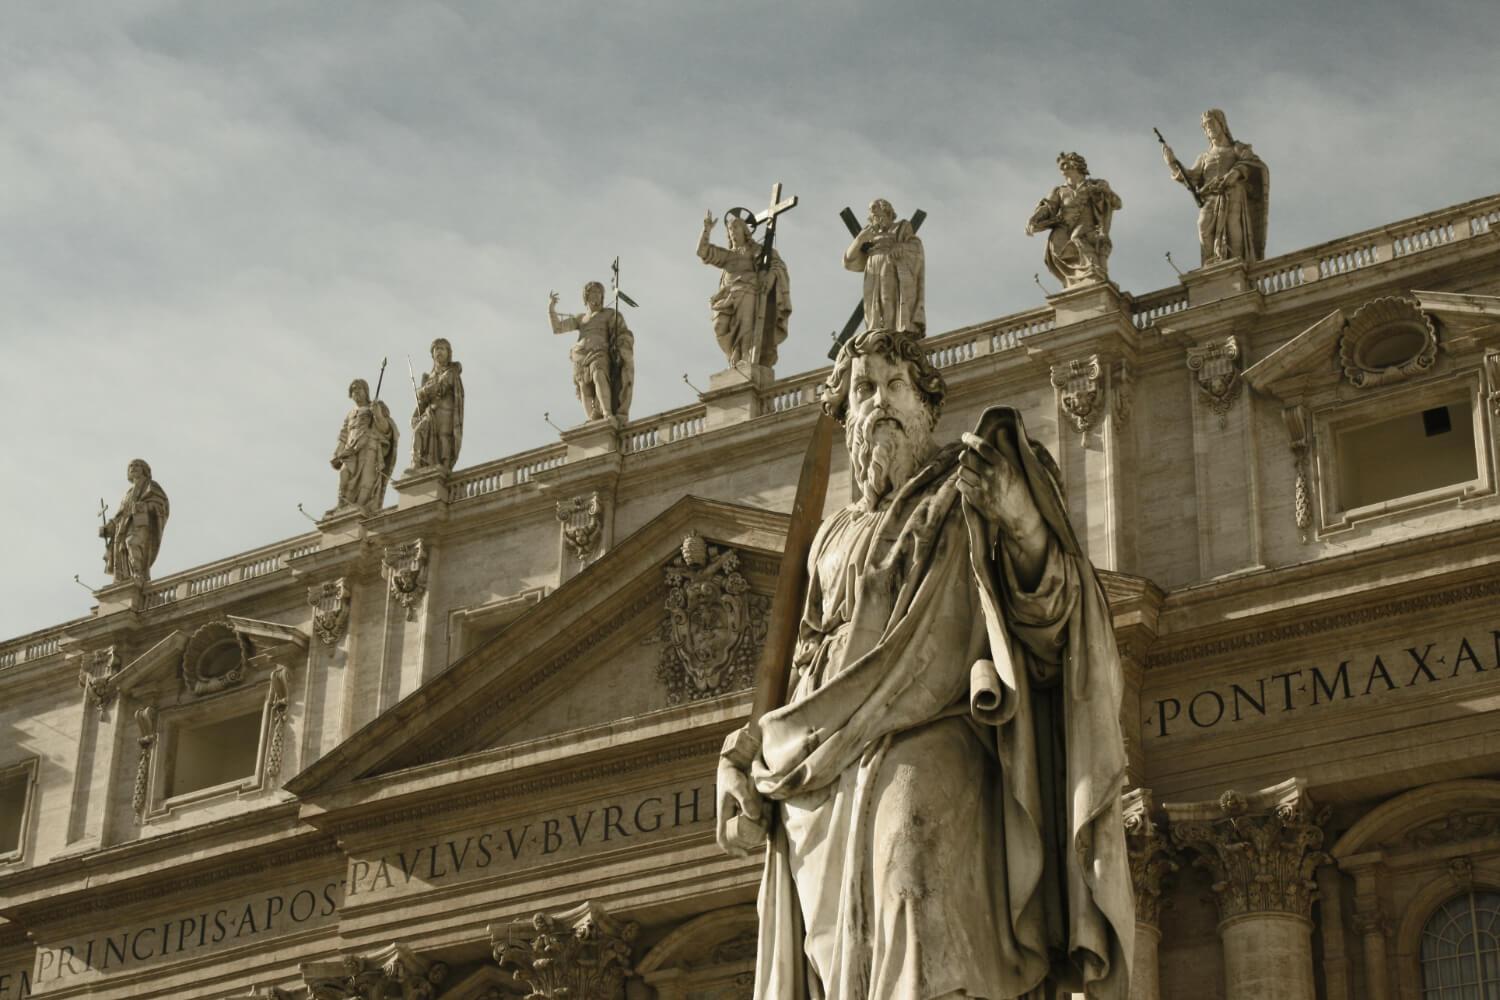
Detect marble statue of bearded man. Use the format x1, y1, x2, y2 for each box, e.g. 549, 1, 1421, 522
1161, 108, 1269, 266
100, 458, 170, 584
698, 210, 793, 368
844, 198, 925, 336
716, 329, 1133, 999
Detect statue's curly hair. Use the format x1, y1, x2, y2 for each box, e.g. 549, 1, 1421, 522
1056, 151, 1089, 175
821, 329, 945, 425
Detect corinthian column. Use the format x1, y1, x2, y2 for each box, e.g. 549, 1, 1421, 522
1165, 778, 1329, 1000
1124, 789, 1178, 1000
491, 900, 639, 1000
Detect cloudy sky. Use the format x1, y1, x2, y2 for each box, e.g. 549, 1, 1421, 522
3, 0, 1497, 638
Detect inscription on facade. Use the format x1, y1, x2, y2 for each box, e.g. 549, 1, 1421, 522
1147, 625, 1499, 739
27, 875, 343, 993
0, 961, 32, 1000
346, 781, 717, 903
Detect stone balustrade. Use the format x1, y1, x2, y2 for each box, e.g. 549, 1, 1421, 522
140, 532, 321, 611
621, 405, 708, 454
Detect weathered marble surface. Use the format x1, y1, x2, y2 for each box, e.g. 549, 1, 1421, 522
1027, 151, 1123, 287
331, 378, 397, 515
698, 210, 792, 367
100, 459, 169, 583
550, 283, 635, 420
1161, 109, 1269, 265
843, 199, 925, 335
409, 337, 464, 472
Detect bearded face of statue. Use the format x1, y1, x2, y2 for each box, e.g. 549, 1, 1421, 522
583, 283, 605, 311
1201, 112, 1229, 147
126, 461, 147, 485
846, 351, 936, 508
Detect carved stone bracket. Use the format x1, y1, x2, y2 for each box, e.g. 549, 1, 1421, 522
1165, 778, 1330, 922
1123, 788, 1178, 928
1050, 354, 1106, 443
1187, 336, 1243, 426
384, 540, 430, 622
77, 646, 121, 716
308, 578, 351, 646
493, 901, 639, 1000
266, 665, 291, 779
302, 942, 448, 1000
648, 532, 770, 704
1282, 405, 1313, 535
557, 493, 605, 564
132, 706, 157, 820
1448, 856, 1476, 893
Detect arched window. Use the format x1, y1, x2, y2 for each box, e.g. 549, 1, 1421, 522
1421, 890, 1500, 998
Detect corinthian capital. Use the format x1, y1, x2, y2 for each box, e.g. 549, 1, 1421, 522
1123, 788, 1178, 928
1164, 777, 1330, 921
491, 900, 639, 1000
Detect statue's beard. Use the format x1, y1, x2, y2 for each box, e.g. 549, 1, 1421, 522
848, 405, 932, 508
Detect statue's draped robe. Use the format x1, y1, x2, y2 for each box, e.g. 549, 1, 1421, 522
335, 401, 397, 513
105, 479, 170, 582
845, 222, 926, 336
1029, 180, 1121, 287
1181, 141, 1269, 265
700, 239, 792, 367
411, 362, 464, 470
750, 408, 1132, 1000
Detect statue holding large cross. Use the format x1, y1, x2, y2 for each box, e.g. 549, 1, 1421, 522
843, 197, 926, 339
697, 183, 797, 369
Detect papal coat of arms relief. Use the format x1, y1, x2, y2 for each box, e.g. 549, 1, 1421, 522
649, 532, 770, 705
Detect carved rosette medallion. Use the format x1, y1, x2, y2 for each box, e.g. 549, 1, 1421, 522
1050, 354, 1105, 443
77, 646, 121, 716
1338, 297, 1438, 389
302, 943, 447, 1000
1123, 789, 1178, 928
308, 578, 351, 646
557, 493, 604, 564
1186, 336, 1243, 426
651, 532, 769, 704
383, 540, 429, 622
181, 621, 248, 696
493, 901, 639, 1000
1165, 780, 1330, 923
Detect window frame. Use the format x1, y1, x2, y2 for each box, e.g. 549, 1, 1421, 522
143, 685, 273, 820
1419, 888, 1500, 998
0, 757, 39, 865
1312, 370, 1493, 535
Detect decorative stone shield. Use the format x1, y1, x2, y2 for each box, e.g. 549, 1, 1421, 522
652, 532, 769, 704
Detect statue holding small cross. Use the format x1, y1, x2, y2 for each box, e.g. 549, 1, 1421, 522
697, 183, 797, 370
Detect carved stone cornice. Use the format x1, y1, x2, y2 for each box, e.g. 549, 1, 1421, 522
1165, 778, 1330, 922
302, 942, 447, 1000
1186, 336, 1243, 426
1123, 788, 1178, 928
308, 578, 351, 646
383, 540, 430, 622
493, 900, 638, 1000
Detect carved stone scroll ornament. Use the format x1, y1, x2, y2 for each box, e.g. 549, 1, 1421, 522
133, 706, 157, 820
1186, 336, 1243, 426
1282, 405, 1313, 535
557, 493, 604, 564
383, 540, 429, 622
308, 578, 351, 646
77, 646, 121, 716
493, 901, 639, 1000
265, 666, 291, 779
181, 621, 249, 696
1165, 780, 1331, 922
1123, 789, 1178, 928
302, 943, 448, 1000
650, 532, 770, 705
1050, 354, 1105, 444
1338, 297, 1438, 389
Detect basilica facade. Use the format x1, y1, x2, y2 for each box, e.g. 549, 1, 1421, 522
2, 187, 1499, 1000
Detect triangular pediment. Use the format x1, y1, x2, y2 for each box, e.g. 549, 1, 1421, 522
1243, 307, 1345, 398
286, 495, 790, 801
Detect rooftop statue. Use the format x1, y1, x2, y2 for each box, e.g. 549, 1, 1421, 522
715, 329, 1133, 999
697, 205, 793, 369
1027, 152, 1123, 288
331, 377, 398, 516
100, 459, 170, 585
843, 198, 926, 336
549, 280, 635, 421
1159, 108, 1270, 265
409, 337, 464, 472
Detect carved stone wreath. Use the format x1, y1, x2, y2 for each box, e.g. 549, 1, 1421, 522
181, 621, 249, 696
651, 532, 769, 705
1338, 297, 1438, 389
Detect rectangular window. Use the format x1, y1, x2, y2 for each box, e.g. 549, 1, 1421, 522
166, 709, 263, 799
1336, 398, 1477, 509
0, 766, 29, 856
